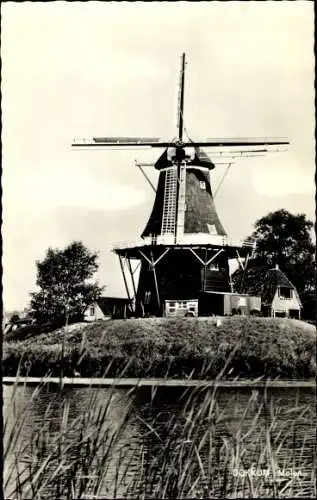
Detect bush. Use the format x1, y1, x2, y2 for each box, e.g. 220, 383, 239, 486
4, 314, 83, 342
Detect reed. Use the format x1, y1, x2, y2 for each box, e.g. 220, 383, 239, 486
3, 358, 316, 499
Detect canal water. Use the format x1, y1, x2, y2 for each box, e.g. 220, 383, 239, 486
3, 384, 316, 499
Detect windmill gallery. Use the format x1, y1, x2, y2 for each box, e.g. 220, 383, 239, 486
73, 54, 301, 320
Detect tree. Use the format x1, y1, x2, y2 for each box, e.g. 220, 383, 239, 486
233, 210, 316, 318
30, 241, 104, 323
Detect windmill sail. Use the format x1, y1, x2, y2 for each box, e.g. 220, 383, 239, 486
177, 53, 186, 141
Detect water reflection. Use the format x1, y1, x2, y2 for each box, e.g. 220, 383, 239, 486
3, 384, 316, 499
4, 385, 143, 498
135, 387, 316, 497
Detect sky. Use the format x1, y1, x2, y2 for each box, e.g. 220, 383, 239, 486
2, 1, 315, 311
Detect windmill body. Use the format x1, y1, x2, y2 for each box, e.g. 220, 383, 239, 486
115, 157, 250, 317
72, 53, 289, 317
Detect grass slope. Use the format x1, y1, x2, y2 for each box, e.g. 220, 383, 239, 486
3, 317, 316, 379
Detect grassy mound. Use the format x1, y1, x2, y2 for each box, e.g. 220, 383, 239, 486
3, 317, 316, 379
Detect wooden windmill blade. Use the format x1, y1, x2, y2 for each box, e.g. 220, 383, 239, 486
72, 136, 289, 149
207, 149, 286, 159
205, 137, 289, 145
189, 137, 289, 149
177, 53, 186, 142
72, 137, 172, 148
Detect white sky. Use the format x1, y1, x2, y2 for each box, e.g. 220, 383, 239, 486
1, 1, 315, 310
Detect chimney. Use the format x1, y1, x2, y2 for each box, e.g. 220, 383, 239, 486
275, 264, 279, 270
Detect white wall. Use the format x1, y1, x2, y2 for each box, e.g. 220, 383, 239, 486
84, 303, 110, 322
271, 288, 301, 315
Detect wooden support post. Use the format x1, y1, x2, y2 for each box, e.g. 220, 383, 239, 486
153, 248, 170, 266
135, 162, 157, 192
229, 271, 234, 293
118, 255, 132, 303
139, 250, 152, 266
140, 301, 145, 317
240, 252, 250, 293
188, 248, 205, 266
203, 248, 207, 292
132, 261, 141, 275
206, 248, 224, 266
236, 250, 245, 271
127, 257, 137, 307
150, 251, 161, 310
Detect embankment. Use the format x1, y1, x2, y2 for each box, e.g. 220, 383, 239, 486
3, 317, 316, 379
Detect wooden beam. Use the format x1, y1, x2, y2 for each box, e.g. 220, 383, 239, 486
203, 248, 207, 292
189, 247, 224, 267
240, 253, 250, 293
135, 162, 157, 193
188, 248, 205, 266
150, 251, 161, 310
178, 53, 186, 142
236, 250, 245, 271
229, 272, 234, 293
132, 261, 141, 275
206, 248, 224, 266
127, 257, 137, 307
118, 255, 132, 303
139, 250, 152, 266
140, 300, 145, 317
153, 248, 170, 266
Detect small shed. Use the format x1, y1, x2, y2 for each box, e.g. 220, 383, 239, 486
164, 299, 199, 317
223, 293, 261, 316
261, 265, 302, 319
84, 297, 132, 322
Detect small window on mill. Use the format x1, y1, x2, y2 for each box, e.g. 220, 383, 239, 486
207, 224, 217, 235
200, 181, 206, 190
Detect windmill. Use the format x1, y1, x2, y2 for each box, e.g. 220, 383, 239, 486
72, 53, 289, 317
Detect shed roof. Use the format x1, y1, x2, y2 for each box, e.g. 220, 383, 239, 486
261, 266, 297, 306
236, 264, 300, 305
